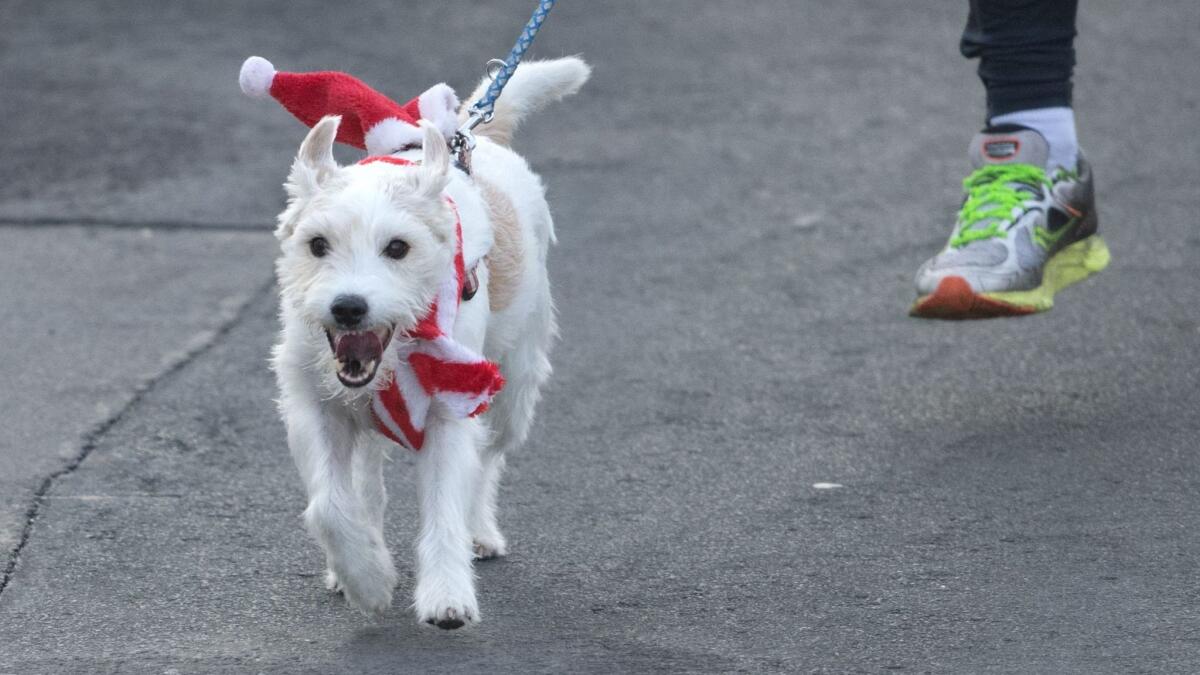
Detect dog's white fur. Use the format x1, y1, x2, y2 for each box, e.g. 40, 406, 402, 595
270, 58, 589, 627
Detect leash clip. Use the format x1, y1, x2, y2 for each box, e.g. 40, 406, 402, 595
450, 111, 487, 175
449, 58, 506, 174
448, 0, 559, 173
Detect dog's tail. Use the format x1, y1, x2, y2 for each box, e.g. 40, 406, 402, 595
460, 57, 591, 147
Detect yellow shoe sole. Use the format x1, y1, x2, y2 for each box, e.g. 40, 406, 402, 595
910, 234, 1111, 320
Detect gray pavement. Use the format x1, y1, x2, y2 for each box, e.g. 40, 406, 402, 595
0, 226, 273, 557
1, 1, 1198, 672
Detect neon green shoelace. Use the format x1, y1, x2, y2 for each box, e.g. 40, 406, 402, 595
950, 164, 1050, 248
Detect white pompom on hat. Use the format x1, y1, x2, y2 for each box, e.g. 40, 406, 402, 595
238, 55, 277, 99
238, 56, 459, 155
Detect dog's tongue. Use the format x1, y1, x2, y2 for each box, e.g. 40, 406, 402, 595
335, 332, 382, 370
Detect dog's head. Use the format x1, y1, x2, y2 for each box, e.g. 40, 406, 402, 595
275, 115, 456, 390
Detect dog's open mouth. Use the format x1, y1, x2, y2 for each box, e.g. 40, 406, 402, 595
326, 326, 393, 388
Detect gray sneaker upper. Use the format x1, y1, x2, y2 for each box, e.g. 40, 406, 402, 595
914, 125, 1097, 295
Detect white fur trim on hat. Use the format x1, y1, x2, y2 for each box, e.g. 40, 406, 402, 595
417, 84, 460, 140
363, 117, 425, 156
239, 56, 277, 99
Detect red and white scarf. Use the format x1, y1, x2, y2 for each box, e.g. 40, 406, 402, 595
359, 156, 504, 451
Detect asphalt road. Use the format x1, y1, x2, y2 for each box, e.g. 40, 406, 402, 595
1, 1, 1198, 672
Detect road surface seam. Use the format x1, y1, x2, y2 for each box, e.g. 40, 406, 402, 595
0, 276, 277, 600
0, 217, 272, 233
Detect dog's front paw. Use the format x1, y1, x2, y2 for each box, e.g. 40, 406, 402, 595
419, 602, 480, 630
330, 539, 398, 616
415, 579, 480, 629
472, 533, 507, 561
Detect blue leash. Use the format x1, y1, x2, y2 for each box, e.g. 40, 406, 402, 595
469, 0, 556, 123
452, 0, 556, 166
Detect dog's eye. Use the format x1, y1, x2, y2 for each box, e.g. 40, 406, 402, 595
309, 236, 329, 258
383, 239, 410, 260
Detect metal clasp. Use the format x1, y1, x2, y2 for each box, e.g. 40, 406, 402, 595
450, 111, 486, 175
449, 58, 508, 174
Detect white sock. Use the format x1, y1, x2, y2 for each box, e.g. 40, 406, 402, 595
989, 106, 1079, 172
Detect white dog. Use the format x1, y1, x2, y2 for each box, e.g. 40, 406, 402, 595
270, 58, 589, 628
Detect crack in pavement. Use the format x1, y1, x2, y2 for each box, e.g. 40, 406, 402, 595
0, 276, 277, 599
0, 217, 272, 233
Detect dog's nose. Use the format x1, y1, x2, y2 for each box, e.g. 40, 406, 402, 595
330, 294, 369, 328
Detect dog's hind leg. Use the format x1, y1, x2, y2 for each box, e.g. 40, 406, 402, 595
280, 379, 397, 615
469, 348, 545, 559
472, 284, 555, 557
470, 451, 507, 560
414, 415, 484, 629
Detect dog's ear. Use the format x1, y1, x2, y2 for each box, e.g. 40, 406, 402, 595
278, 116, 342, 239
416, 120, 450, 200
296, 114, 341, 174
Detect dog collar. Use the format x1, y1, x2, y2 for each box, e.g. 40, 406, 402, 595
359, 152, 471, 175
359, 155, 417, 168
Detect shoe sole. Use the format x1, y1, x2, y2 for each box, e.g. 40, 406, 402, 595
910, 234, 1111, 320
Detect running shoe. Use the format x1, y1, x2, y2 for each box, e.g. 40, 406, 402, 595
911, 124, 1110, 319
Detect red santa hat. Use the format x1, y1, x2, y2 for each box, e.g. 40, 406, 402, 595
239, 56, 459, 155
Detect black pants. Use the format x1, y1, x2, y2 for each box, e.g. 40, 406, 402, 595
962, 0, 1079, 120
